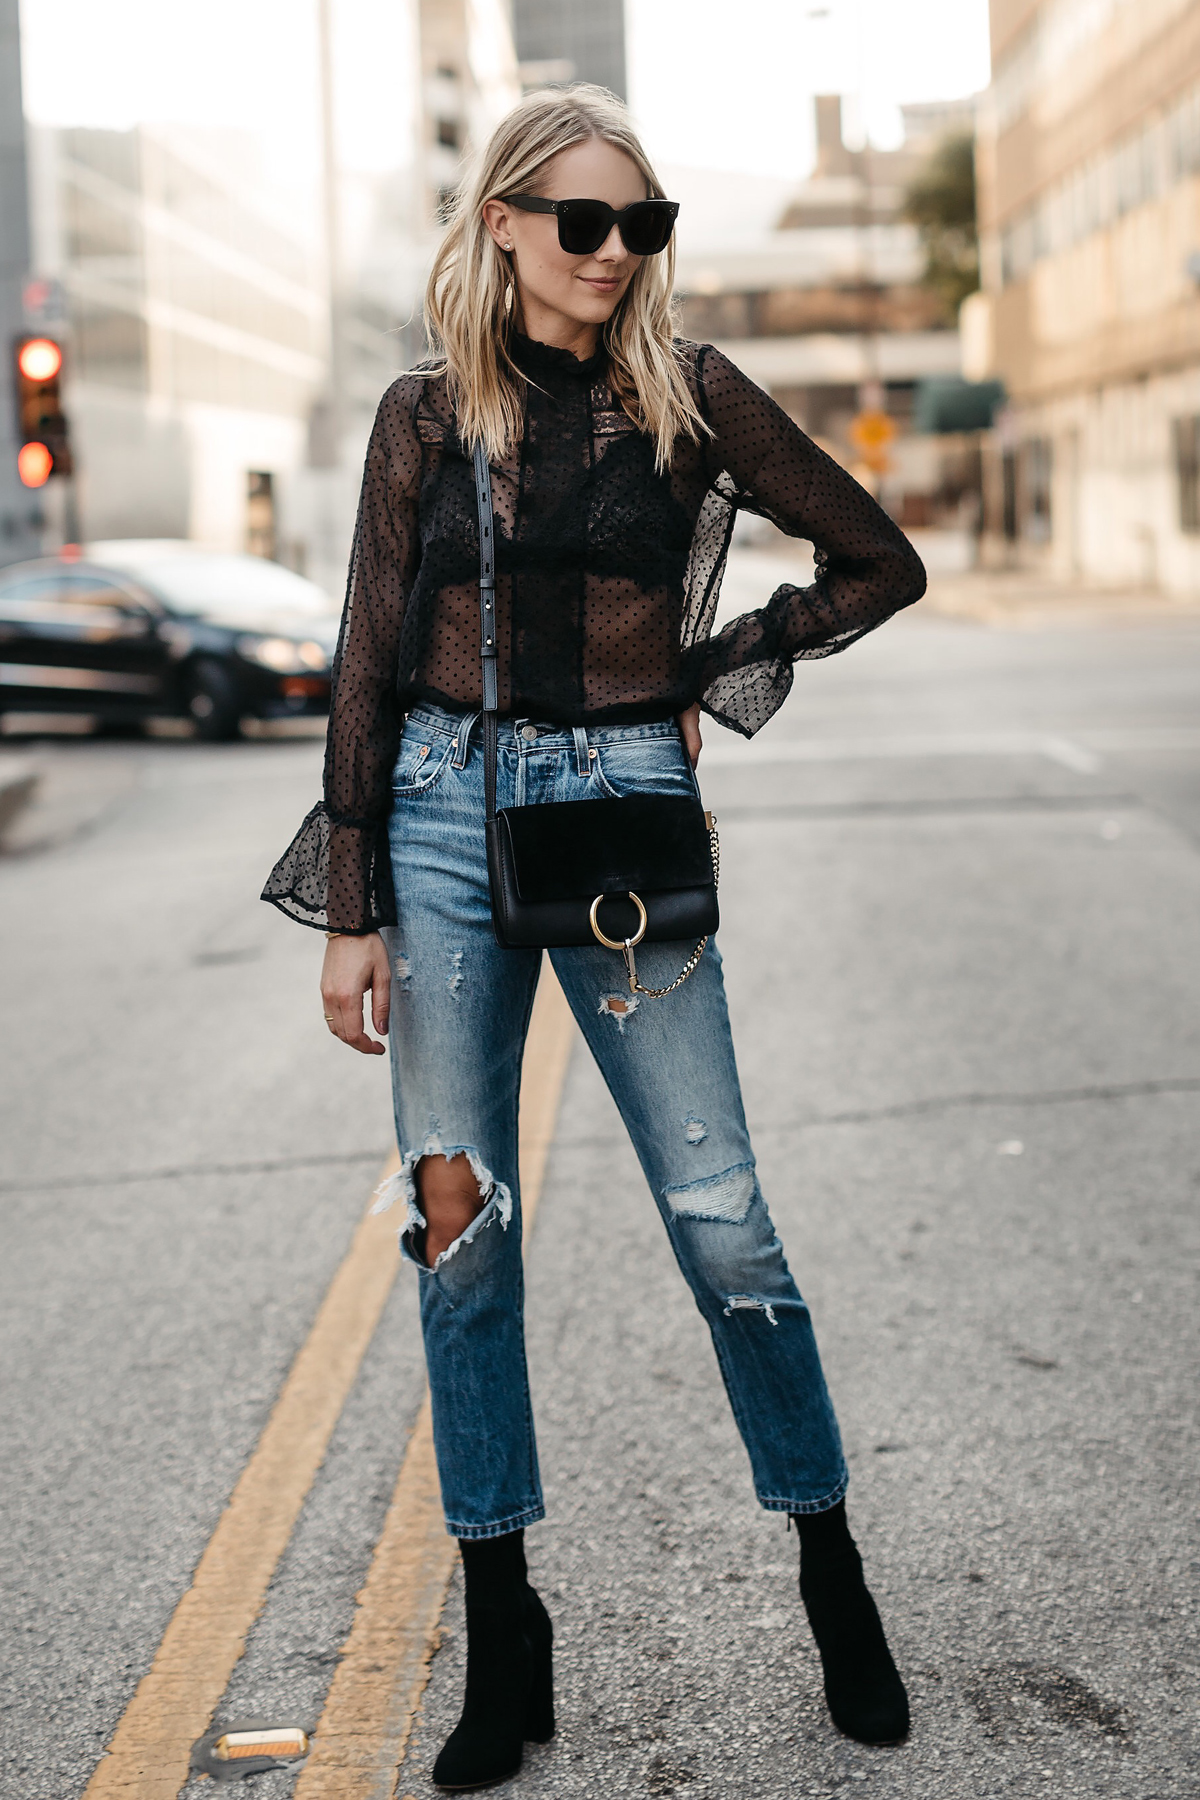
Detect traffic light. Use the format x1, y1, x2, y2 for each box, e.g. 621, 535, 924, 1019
13, 335, 73, 487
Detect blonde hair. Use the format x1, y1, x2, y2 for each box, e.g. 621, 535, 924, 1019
424, 84, 708, 472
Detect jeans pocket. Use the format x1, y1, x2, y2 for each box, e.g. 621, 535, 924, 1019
392, 729, 455, 795
592, 735, 695, 801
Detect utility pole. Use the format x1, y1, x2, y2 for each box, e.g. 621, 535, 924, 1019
0, 0, 41, 563
827, 0, 893, 490
310, 0, 344, 468
844, 0, 882, 408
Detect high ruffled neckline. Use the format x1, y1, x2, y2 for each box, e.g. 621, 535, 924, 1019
508, 331, 607, 381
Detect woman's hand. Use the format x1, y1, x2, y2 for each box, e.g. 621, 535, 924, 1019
321, 931, 391, 1054
677, 702, 702, 770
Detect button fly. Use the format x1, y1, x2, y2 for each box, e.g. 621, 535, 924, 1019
520, 725, 538, 742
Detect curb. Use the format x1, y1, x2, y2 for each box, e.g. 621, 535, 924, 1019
0, 757, 40, 840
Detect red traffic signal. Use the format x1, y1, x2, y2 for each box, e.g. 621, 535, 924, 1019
13, 334, 72, 484
18, 337, 63, 383
17, 442, 54, 488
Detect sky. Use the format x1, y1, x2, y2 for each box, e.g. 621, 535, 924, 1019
19, 0, 991, 187
629, 0, 991, 179
18, 0, 411, 191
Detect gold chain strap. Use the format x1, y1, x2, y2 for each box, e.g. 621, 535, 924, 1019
620, 812, 720, 999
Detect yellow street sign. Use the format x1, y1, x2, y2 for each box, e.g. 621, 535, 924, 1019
849, 410, 897, 453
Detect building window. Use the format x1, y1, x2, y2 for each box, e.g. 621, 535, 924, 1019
436, 118, 461, 150
1022, 438, 1052, 542
1001, 448, 1018, 540
996, 73, 1200, 286
246, 470, 275, 560
1174, 417, 1200, 532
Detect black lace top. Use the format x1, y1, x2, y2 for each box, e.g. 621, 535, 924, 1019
263, 332, 925, 932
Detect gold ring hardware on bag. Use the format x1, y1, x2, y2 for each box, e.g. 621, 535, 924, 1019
589, 892, 649, 995
589, 891, 647, 951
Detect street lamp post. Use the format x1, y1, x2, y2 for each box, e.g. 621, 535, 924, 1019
808, 0, 889, 488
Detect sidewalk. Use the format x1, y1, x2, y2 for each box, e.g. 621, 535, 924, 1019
0, 753, 38, 838
719, 538, 1200, 635
921, 564, 1200, 629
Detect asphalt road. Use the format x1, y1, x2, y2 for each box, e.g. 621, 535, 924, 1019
1, 582, 1198, 1800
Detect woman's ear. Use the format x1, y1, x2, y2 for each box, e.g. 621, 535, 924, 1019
482, 198, 514, 251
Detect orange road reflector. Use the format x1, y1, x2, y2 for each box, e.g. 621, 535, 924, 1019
17, 441, 53, 487
192, 1719, 310, 1781
215, 1727, 309, 1760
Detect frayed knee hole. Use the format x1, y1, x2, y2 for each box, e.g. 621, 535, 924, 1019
414, 1150, 488, 1220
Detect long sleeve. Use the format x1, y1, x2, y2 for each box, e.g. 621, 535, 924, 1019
696, 344, 926, 736
262, 379, 421, 931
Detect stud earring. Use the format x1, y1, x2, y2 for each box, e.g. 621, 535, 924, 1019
504, 243, 514, 251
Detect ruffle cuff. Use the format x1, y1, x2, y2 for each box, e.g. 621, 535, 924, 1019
260, 802, 396, 934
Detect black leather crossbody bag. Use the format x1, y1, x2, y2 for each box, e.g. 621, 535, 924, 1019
472, 444, 719, 998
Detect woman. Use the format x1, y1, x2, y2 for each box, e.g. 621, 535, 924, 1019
264, 84, 925, 1791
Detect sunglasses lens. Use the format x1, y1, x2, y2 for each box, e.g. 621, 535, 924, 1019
622, 204, 676, 255
557, 201, 611, 255
553, 199, 677, 257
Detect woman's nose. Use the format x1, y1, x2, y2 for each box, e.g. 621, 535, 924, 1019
594, 224, 629, 265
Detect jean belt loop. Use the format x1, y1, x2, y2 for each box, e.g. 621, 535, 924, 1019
452, 712, 479, 770
572, 724, 590, 779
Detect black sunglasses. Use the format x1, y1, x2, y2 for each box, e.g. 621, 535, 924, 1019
500, 195, 679, 257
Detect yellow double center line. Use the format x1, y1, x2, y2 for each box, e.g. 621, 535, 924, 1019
85, 971, 576, 1799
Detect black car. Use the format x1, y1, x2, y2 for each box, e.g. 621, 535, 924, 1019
0, 540, 341, 739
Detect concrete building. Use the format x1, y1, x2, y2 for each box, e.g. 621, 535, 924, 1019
676, 97, 972, 533
970, 0, 1200, 590
12, 1, 518, 583
512, 0, 627, 98
25, 121, 329, 561
417, 0, 521, 224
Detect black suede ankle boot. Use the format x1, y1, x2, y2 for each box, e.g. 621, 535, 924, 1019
432, 1530, 555, 1791
793, 1503, 909, 1745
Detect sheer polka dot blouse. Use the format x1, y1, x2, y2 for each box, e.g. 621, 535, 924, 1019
263, 332, 925, 932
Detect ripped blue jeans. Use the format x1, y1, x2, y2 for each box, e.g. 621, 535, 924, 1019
379, 703, 847, 1538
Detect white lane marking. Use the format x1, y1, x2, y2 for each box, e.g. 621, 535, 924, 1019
1085, 727, 1200, 752
1041, 736, 1103, 773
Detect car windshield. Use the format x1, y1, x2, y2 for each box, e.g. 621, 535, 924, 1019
95, 549, 337, 618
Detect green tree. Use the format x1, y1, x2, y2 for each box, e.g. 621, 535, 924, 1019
903, 132, 979, 320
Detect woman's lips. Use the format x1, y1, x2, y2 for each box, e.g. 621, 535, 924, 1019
580, 276, 622, 292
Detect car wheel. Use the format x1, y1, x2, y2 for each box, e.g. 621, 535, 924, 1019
184, 657, 242, 741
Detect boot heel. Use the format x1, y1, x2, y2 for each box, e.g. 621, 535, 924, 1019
522, 1588, 555, 1743
524, 1645, 555, 1743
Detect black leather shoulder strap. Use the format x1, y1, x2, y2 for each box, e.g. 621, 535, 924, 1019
472, 442, 499, 822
